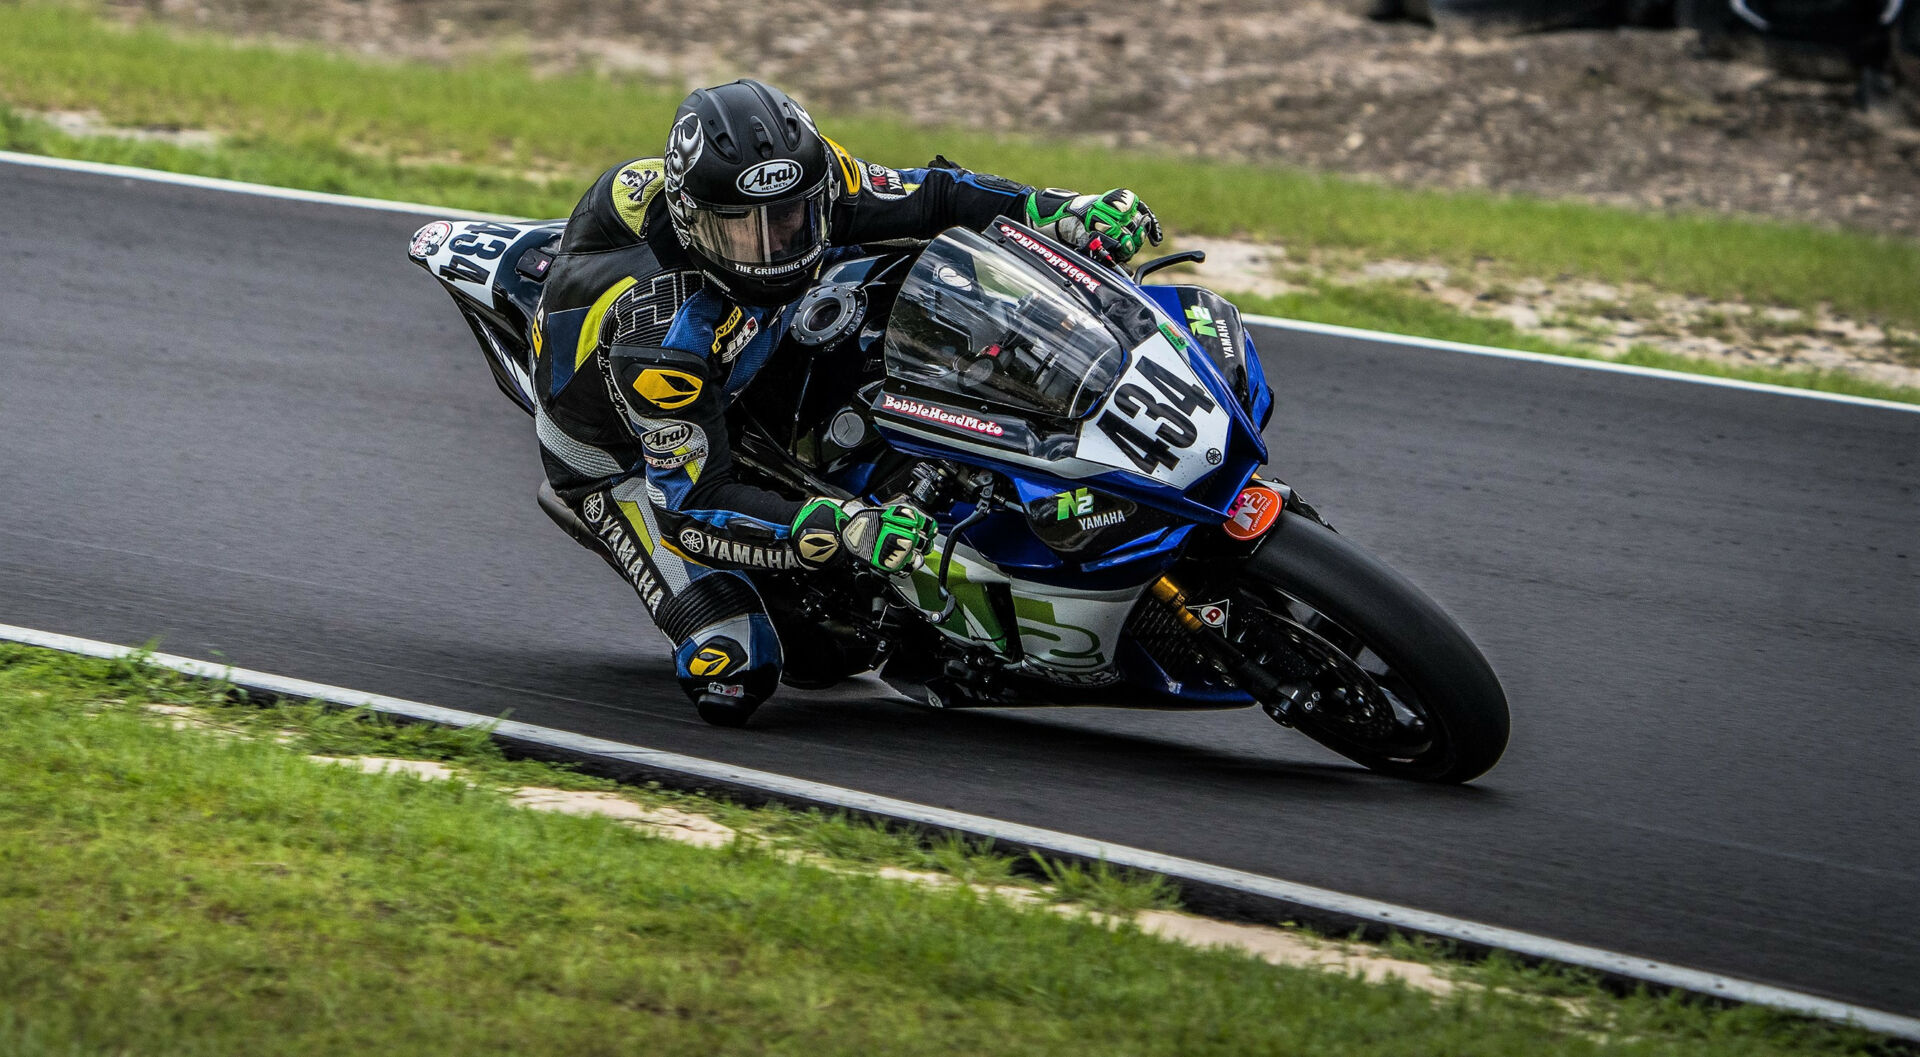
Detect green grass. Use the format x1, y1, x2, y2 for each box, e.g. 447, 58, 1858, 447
1235, 283, 1920, 404
4, 1, 1919, 331
1, 640, 1906, 1054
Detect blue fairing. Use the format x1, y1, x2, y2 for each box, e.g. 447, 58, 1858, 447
849, 272, 1278, 594
1243, 329, 1272, 428
1139, 284, 1271, 444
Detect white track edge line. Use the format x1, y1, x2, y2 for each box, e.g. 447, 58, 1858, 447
4, 621, 1915, 1042
0, 150, 518, 221
5, 150, 1913, 417
1242, 314, 1920, 415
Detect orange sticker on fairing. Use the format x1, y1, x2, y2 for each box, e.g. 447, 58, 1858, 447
1222, 485, 1282, 541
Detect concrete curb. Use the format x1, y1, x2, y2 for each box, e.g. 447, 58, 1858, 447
4, 622, 1916, 1043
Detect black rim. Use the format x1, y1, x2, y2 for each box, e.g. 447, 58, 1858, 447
1230, 584, 1440, 763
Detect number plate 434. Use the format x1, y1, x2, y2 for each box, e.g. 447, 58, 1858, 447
1075, 331, 1230, 488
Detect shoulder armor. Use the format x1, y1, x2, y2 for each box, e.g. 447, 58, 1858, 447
609, 158, 668, 236
823, 137, 862, 201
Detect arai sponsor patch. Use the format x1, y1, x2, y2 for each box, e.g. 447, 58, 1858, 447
642, 422, 695, 453
641, 421, 706, 469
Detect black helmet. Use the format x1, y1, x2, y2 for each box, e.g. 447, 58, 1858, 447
663, 80, 834, 306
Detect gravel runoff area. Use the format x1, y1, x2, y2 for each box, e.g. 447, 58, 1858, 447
85, 0, 1920, 390
108, 0, 1920, 239
1172, 236, 1920, 391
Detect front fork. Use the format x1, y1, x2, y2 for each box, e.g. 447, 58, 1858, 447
1143, 477, 1338, 723
1145, 573, 1320, 725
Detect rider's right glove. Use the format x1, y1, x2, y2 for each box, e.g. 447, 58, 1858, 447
1025, 188, 1163, 265
791, 497, 938, 575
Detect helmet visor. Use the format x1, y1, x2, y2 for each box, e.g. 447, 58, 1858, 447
684, 184, 830, 274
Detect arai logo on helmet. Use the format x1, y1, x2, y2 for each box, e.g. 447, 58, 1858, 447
737, 160, 803, 197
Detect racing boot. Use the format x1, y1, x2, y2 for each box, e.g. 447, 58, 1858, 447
659, 573, 784, 728
679, 624, 781, 727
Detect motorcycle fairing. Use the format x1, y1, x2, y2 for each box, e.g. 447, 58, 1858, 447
407, 217, 565, 414
869, 223, 1264, 522
1143, 284, 1273, 431
895, 540, 1146, 682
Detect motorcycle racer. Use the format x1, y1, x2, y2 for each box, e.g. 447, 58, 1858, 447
533, 78, 1161, 726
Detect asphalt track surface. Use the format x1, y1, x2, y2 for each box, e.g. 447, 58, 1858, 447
4, 161, 1918, 1016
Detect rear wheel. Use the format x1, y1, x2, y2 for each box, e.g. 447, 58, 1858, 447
1233, 512, 1510, 783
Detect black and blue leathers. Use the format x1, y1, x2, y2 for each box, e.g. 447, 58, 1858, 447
533, 148, 1040, 705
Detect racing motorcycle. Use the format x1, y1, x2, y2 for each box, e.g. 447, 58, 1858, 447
408, 213, 1510, 783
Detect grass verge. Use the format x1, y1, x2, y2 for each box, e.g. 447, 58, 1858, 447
0, 640, 1905, 1055
3, 1, 1918, 335
1236, 283, 1920, 404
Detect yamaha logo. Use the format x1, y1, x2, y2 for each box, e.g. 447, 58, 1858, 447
678, 528, 706, 554
736, 159, 803, 197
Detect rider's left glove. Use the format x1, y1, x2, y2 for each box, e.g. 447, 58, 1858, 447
791, 497, 938, 575
1027, 188, 1164, 265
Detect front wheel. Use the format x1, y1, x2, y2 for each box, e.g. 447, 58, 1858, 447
1233, 511, 1510, 783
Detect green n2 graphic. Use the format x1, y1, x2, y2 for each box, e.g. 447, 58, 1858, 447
1185, 305, 1218, 338
1055, 487, 1094, 520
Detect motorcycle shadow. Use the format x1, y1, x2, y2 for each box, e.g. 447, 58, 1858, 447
753, 684, 1505, 804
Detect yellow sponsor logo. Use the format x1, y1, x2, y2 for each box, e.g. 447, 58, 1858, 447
711, 307, 742, 355
824, 137, 860, 197
632, 368, 704, 411
689, 646, 736, 677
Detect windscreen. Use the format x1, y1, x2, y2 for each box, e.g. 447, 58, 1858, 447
884, 227, 1125, 420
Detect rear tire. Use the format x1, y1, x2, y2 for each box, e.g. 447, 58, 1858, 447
1240, 512, 1510, 783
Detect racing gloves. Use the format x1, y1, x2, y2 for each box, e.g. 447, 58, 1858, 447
1026, 188, 1164, 265
791, 497, 938, 575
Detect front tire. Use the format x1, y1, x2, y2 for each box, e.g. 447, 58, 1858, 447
1238, 512, 1510, 783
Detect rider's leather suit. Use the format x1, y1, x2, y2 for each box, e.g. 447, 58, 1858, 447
533, 149, 1037, 704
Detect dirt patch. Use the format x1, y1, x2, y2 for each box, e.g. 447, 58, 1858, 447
1169, 236, 1920, 389
510, 787, 739, 848
30, 108, 222, 148
107, 0, 1920, 237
